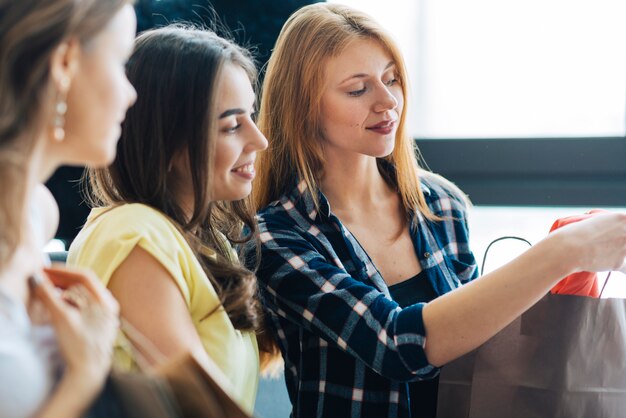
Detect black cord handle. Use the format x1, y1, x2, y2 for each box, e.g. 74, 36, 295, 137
481, 235, 613, 297
480, 236, 532, 276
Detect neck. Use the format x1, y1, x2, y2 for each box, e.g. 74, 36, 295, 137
31, 133, 61, 183
320, 147, 394, 215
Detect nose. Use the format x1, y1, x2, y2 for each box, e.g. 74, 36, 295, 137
373, 84, 399, 113
246, 121, 268, 152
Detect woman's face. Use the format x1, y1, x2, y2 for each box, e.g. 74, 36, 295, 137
211, 63, 268, 201
62, 4, 137, 167
319, 38, 403, 158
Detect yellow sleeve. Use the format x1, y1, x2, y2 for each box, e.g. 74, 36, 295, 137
67, 204, 194, 306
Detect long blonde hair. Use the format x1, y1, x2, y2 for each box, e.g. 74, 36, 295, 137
255, 3, 448, 219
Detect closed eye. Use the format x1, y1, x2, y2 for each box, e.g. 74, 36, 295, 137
348, 87, 367, 97
223, 124, 241, 134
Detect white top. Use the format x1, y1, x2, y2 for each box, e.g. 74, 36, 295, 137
0, 186, 60, 418
0, 286, 60, 418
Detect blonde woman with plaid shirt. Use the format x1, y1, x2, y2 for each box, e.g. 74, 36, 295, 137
249, 4, 626, 418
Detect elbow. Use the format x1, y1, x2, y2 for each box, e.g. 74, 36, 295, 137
424, 349, 446, 368
384, 361, 439, 382
375, 349, 439, 382
423, 334, 466, 367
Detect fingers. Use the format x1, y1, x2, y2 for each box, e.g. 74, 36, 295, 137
29, 273, 69, 323
549, 212, 626, 274
44, 264, 101, 292
62, 285, 91, 309
31, 271, 120, 349
29, 264, 120, 389
44, 265, 118, 312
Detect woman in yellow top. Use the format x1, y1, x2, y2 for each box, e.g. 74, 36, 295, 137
68, 26, 268, 413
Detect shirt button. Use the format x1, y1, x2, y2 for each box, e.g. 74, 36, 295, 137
424, 252, 431, 258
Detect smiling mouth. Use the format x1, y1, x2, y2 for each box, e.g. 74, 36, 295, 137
232, 163, 254, 173
367, 120, 396, 130
366, 120, 397, 134
231, 162, 256, 178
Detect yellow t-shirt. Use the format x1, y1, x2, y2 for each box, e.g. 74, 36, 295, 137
67, 203, 259, 413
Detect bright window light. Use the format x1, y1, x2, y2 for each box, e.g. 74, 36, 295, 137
44, 238, 66, 253
330, 0, 626, 138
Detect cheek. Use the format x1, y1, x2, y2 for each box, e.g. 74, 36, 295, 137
85, 58, 129, 122
213, 141, 238, 177
62, 63, 129, 166
322, 102, 365, 133
99, 68, 128, 118
68, 65, 123, 129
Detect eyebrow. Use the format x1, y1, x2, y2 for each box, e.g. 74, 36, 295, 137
219, 108, 246, 119
339, 61, 396, 85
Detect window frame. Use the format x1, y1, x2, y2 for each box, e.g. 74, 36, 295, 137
416, 137, 626, 206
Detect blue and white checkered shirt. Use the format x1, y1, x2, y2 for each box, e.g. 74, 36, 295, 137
252, 173, 478, 418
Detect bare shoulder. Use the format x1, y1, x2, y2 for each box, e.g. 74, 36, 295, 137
108, 244, 186, 307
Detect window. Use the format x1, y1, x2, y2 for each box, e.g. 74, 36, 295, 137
330, 0, 626, 206
331, 0, 626, 138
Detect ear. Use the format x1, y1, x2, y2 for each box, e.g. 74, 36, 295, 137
49, 38, 81, 93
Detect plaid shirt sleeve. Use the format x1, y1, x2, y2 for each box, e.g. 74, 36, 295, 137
257, 214, 438, 382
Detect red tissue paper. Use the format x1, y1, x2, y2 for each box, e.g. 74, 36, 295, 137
549, 209, 607, 297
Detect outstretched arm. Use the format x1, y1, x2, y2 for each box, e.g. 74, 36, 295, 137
423, 212, 626, 366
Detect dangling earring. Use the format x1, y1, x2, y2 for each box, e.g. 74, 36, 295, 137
52, 76, 70, 142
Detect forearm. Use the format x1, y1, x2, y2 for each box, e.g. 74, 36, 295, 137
423, 232, 574, 367
35, 372, 102, 418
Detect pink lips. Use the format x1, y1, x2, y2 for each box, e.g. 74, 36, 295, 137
366, 119, 396, 135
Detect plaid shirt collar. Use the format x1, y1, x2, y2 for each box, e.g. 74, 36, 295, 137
277, 177, 459, 301
285, 178, 432, 223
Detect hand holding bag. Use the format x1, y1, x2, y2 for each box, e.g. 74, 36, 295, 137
437, 215, 626, 418
549, 209, 607, 297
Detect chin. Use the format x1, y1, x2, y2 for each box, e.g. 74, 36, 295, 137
90, 146, 117, 168
214, 189, 252, 202
231, 190, 252, 202
369, 137, 396, 157
368, 144, 395, 158
84, 134, 120, 167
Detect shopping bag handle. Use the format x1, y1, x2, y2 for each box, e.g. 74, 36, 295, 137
118, 315, 237, 397
599, 271, 613, 298
481, 236, 615, 298
119, 316, 168, 371
480, 236, 532, 276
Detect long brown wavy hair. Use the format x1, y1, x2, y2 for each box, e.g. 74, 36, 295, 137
0, 0, 131, 270
255, 3, 465, 218
86, 27, 263, 332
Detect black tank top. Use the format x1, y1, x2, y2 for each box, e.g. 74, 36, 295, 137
388, 270, 438, 418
